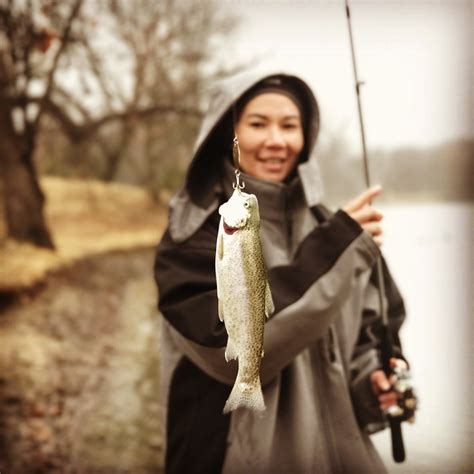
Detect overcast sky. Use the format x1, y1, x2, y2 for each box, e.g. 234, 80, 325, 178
218, 0, 472, 153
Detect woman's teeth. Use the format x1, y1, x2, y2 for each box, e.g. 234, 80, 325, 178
260, 158, 285, 163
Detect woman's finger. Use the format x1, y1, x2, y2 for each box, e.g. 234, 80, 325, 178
361, 222, 383, 236
380, 400, 399, 411
343, 185, 383, 213
371, 370, 390, 394
348, 206, 383, 225
390, 358, 408, 369
378, 392, 399, 404
373, 236, 383, 247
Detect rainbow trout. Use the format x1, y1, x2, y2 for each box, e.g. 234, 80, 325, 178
215, 189, 274, 414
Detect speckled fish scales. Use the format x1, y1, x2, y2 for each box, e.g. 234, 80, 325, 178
215, 189, 274, 414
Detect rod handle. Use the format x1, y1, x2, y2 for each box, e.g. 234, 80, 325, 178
389, 418, 405, 462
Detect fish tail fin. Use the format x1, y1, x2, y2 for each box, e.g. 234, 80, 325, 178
223, 376, 265, 414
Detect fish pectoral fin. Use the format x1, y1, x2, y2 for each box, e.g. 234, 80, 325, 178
225, 338, 238, 362
265, 281, 274, 318
218, 298, 224, 322
217, 233, 224, 260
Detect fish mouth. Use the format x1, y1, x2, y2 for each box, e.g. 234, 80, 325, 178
223, 221, 238, 235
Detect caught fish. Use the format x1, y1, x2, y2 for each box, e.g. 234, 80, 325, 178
215, 188, 274, 414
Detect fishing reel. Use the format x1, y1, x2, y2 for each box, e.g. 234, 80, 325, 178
382, 364, 418, 463
383, 364, 418, 423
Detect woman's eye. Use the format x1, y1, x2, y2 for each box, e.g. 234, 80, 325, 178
282, 123, 298, 129
249, 122, 265, 128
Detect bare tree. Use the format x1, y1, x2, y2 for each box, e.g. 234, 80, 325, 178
0, 0, 83, 248
0, 0, 239, 248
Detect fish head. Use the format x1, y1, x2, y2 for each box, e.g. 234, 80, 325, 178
218, 190, 260, 235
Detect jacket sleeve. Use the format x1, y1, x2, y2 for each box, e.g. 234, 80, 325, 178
349, 258, 407, 432
155, 209, 380, 386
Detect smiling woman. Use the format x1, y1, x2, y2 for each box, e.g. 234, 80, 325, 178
154, 70, 409, 474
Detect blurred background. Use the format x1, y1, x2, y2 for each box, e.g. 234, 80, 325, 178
0, 0, 472, 473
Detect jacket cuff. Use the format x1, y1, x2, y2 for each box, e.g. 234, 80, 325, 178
336, 209, 380, 265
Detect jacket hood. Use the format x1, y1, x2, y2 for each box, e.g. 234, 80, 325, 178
168, 67, 323, 243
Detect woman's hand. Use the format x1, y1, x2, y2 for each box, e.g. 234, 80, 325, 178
343, 185, 384, 247
370, 358, 407, 411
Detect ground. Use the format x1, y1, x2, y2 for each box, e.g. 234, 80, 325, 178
0, 177, 167, 292
0, 178, 167, 473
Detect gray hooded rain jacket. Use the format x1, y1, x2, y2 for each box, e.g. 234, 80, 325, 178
154, 69, 406, 474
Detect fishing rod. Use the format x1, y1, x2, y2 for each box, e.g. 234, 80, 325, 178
344, 0, 416, 463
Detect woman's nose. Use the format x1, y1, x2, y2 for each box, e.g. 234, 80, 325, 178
265, 125, 285, 147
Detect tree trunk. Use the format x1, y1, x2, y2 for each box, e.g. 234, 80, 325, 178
0, 109, 54, 249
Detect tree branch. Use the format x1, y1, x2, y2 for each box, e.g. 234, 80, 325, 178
41, 96, 202, 142
33, 0, 84, 129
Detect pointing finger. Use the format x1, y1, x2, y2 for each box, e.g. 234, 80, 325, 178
343, 185, 383, 213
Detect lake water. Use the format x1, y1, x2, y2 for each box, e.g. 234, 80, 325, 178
369, 202, 472, 472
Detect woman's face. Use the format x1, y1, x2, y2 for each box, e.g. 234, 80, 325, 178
235, 92, 304, 182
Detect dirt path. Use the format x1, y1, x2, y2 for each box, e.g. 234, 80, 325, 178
0, 247, 164, 474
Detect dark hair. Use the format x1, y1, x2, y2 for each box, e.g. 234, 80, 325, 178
235, 76, 307, 126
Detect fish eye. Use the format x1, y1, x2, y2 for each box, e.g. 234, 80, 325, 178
243, 201, 250, 209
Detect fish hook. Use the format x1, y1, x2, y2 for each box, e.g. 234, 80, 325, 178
233, 169, 245, 192
232, 135, 245, 192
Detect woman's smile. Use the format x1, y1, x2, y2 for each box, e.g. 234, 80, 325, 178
258, 156, 287, 169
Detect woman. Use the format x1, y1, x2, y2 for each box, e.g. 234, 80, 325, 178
154, 70, 407, 474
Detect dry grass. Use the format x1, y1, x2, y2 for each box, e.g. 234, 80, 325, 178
0, 177, 168, 292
